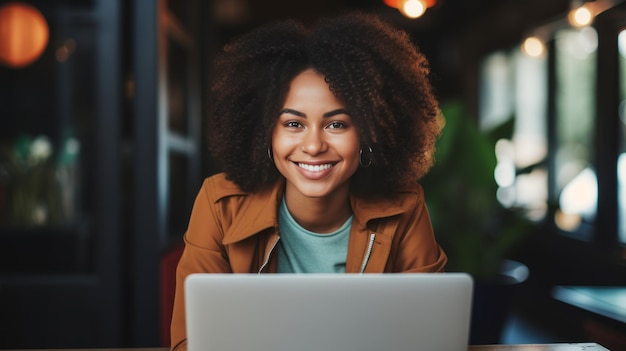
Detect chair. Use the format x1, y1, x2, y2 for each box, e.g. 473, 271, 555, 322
160, 241, 184, 347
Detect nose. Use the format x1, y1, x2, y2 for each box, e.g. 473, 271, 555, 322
301, 129, 328, 155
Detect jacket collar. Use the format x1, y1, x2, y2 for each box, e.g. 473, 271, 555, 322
221, 180, 283, 245
222, 179, 413, 245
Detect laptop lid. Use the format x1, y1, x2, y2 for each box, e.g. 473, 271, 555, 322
185, 273, 473, 351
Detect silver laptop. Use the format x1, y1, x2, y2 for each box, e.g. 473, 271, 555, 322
185, 273, 473, 351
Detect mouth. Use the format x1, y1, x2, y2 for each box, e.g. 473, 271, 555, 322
296, 162, 336, 173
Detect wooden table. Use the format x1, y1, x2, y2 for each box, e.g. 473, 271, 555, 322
2, 343, 609, 351
553, 286, 626, 324
469, 343, 608, 350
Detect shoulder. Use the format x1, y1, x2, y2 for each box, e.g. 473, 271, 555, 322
199, 173, 248, 203
199, 172, 283, 210
395, 182, 426, 207
351, 183, 426, 222
196, 173, 282, 244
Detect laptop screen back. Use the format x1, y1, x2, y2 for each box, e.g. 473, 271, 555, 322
185, 273, 473, 351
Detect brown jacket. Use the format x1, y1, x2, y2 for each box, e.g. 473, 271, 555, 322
170, 173, 447, 351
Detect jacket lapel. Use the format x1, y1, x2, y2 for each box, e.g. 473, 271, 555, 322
346, 191, 413, 272
222, 181, 284, 245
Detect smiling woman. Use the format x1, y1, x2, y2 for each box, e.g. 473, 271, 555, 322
170, 12, 447, 351
271, 69, 361, 220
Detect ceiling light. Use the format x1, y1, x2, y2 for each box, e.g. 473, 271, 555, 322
383, 0, 436, 19
521, 36, 545, 58
400, 0, 427, 18
568, 4, 594, 28
0, 2, 49, 68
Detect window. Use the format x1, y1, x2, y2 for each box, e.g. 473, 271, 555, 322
511, 48, 549, 220
553, 27, 598, 238
477, 25, 626, 243
478, 47, 548, 221
619, 29, 626, 244
479, 51, 514, 132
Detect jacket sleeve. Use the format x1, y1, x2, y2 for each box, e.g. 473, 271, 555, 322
170, 178, 233, 351
393, 185, 447, 273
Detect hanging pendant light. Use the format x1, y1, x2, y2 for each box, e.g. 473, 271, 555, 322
0, 2, 49, 68
383, 0, 437, 19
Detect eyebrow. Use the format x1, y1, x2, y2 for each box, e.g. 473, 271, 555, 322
279, 108, 350, 118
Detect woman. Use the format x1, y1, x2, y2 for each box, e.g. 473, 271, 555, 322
170, 11, 447, 351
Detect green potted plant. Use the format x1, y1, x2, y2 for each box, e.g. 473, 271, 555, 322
421, 101, 533, 344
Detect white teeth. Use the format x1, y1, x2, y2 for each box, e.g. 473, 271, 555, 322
298, 163, 333, 172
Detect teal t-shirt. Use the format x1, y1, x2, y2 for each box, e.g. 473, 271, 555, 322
276, 197, 352, 273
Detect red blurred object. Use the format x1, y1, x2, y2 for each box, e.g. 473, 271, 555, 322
160, 241, 184, 347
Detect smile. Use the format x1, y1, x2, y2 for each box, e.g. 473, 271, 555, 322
297, 163, 334, 172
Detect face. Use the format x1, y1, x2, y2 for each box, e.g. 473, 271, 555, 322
271, 69, 361, 201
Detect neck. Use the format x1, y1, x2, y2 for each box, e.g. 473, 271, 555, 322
284, 188, 352, 234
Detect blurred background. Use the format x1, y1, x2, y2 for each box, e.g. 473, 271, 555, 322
0, 0, 625, 349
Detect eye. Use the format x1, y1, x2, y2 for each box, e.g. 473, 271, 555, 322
326, 121, 347, 129
283, 120, 303, 129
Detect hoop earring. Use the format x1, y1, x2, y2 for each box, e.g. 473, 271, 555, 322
267, 147, 273, 162
360, 146, 373, 168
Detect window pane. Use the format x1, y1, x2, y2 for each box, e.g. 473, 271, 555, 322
618, 30, 626, 244
478, 48, 549, 221
479, 51, 514, 131
511, 49, 548, 220
0, 17, 97, 274
167, 38, 189, 136
554, 27, 598, 236
168, 151, 190, 238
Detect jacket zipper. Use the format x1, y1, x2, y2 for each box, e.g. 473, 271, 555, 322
258, 235, 280, 274
359, 233, 376, 274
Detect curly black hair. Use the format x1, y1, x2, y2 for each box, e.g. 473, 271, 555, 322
207, 11, 441, 197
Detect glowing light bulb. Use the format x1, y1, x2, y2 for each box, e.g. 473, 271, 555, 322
568, 5, 593, 28
401, 0, 427, 19
522, 36, 545, 58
